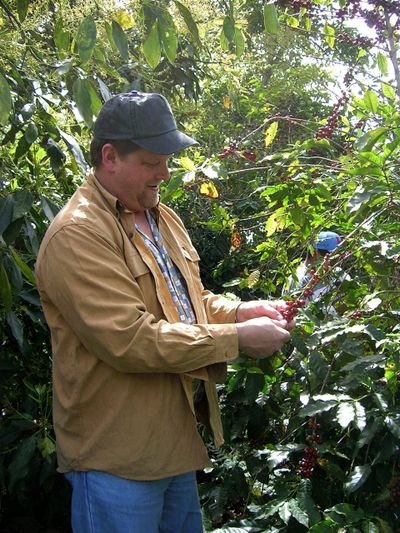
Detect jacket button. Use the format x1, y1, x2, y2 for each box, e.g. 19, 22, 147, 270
128, 232, 133, 239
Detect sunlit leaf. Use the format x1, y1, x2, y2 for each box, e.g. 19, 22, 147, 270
174, 1, 202, 48
73, 77, 93, 127
354, 127, 388, 152
323, 22, 335, 49
344, 465, 371, 493
113, 9, 134, 30
264, 3, 280, 35
54, 18, 70, 58
264, 121, 279, 148
363, 89, 379, 113
159, 20, 178, 64
75, 16, 97, 63
143, 21, 161, 69
112, 21, 129, 60
223, 16, 235, 42
291, 207, 305, 227
247, 269, 260, 287
381, 82, 396, 100
289, 498, 309, 527
17, 0, 29, 22
336, 402, 355, 429
233, 27, 245, 57
376, 52, 388, 75
200, 181, 219, 198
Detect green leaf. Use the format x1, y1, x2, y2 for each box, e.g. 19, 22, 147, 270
291, 207, 306, 227
3, 256, 23, 290
75, 16, 97, 63
73, 77, 93, 127
85, 78, 102, 115
344, 465, 371, 493
363, 89, 379, 113
264, 3, 280, 35
297, 479, 321, 526
381, 82, 396, 100
0, 72, 12, 126
174, 1, 202, 48
0, 263, 13, 312
40, 195, 61, 222
323, 22, 335, 49
54, 18, 70, 57
289, 498, 309, 527
8, 435, 37, 493
6, 312, 25, 349
286, 15, 299, 28
309, 350, 329, 379
354, 127, 388, 152
143, 21, 161, 69
299, 400, 337, 417
10, 249, 36, 285
309, 521, 337, 532
376, 52, 388, 75
24, 122, 38, 144
245, 373, 265, 403
223, 16, 236, 42
13, 190, 32, 220
233, 27, 245, 58
59, 129, 89, 172
112, 21, 129, 60
3, 218, 24, 245
46, 139, 66, 173
0, 195, 14, 235
158, 20, 178, 64
17, 0, 29, 22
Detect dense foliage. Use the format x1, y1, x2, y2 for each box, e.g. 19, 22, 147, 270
0, 0, 399, 531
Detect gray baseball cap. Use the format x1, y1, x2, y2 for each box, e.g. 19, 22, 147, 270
93, 90, 197, 155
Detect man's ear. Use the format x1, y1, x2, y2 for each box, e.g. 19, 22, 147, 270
101, 143, 119, 172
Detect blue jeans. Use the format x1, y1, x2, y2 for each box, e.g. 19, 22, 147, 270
65, 470, 203, 533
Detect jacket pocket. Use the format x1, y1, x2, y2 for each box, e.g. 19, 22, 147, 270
125, 250, 151, 279
181, 245, 200, 263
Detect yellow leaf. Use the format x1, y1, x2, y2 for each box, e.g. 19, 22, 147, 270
231, 230, 241, 249
180, 156, 196, 171
113, 9, 134, 30
0, 17, 4, 29
223, 95, 231, 109
200, 182, 219, 198
247, 270, 260, 288
264, 121, 279, 148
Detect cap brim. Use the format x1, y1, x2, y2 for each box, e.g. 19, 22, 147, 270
132, 129, 197, 155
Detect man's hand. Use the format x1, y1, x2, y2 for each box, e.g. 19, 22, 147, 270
236, 300, 296, 331
236, 316, 291, 359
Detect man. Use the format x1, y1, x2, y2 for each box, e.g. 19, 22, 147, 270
36, 91, 294, 533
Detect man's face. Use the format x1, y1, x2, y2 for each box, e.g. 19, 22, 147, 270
114, 148, 170, 213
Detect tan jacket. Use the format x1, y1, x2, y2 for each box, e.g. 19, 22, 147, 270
35, 173, 240, 480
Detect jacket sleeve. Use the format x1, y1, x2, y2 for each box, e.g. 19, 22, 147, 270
36, 224, 239, 374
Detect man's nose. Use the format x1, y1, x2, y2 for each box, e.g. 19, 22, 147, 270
157, 162, 170, 181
